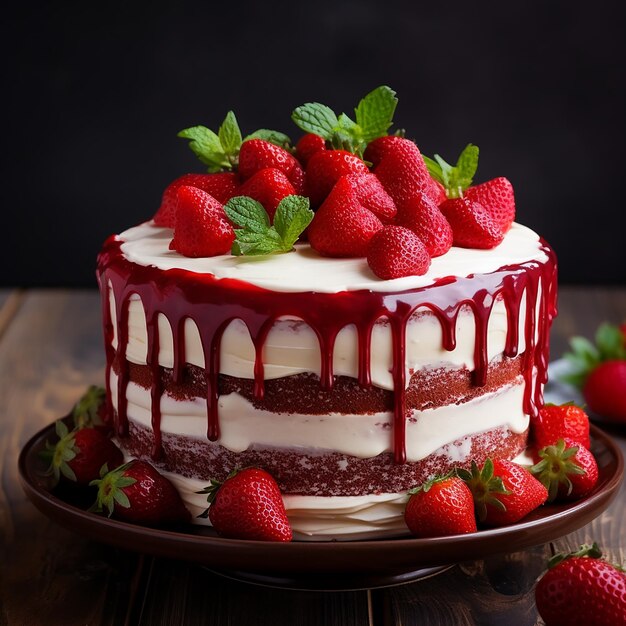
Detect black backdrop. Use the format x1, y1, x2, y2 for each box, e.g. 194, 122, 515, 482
2, 0, 625, 287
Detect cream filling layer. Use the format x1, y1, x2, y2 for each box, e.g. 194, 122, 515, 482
109, 295, 530, 391
110, 372, 529, 462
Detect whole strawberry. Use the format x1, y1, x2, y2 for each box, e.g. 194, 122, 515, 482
458, 458, 548, 526
295, 133, 326, 166
535, 543, 626, 625
71, 385, 111, 434
367, 225, 431, 280
404, 474, 477, 538
198, 468, 292, 542
395, 192, 453, 257
43, 420, 123, 486
238, 167, 296, 220
583, 360, 626, 421
308, 176, 383, 257
534, 403, 591, 450
563, 323, 626, 421
531, 438, 599, 502
153, 172, 239, 228
439, 196, 505, 249
169, 186, 235, 257
368, 137, 445, 210
424, 143, 516, 233
238, 139, 305, 194
91, 460, 190, 525
305, 149, 369, 207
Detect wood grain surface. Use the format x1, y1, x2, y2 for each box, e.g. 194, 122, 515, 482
0, 286, 624, 625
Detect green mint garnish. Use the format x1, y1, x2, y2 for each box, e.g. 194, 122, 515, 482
243, 129, 292, 150
178, 111, 291, 172
224, 195, 313, 256
291, 85, 398, 156
423, 144, 479, 199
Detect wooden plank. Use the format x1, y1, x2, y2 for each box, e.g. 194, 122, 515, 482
131, 558, 372, 626
0, 289, 139, 625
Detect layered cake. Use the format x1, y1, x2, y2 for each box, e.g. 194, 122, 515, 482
97, 88, 558, 539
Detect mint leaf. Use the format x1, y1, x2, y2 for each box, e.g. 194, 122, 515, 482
355, 85, 398, 143
455, 144, 479, 187
225, 195, 312, 256
177, 126, 229, 171
224, 196, 270, 233
291, 102, 339, 139
273, 196, 314, 248
244, 129, 292, 149
218, 111, 243, 160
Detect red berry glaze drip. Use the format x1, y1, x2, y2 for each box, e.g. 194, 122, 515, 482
97, 237, 557, 465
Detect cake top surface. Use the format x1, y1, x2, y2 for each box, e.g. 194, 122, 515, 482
118, 221, 548, 294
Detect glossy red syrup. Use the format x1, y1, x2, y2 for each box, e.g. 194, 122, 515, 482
97, 235, 557, 464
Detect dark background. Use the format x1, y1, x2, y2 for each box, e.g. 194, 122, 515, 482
2, 1, 625, 287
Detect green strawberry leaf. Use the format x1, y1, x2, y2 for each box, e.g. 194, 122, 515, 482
224, 195, 313, 256
595, 323, 626, 360
244, 129, 292, 149
291, 102, 339, 139
218, 111, 243, 162
355, 85, 398, 143
426, 144, 479, 199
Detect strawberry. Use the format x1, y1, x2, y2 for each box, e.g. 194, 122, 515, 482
295, 133, 326, 166
458, 458, 548, 526
620, 322, 626, 345
583, 360, 626, 421
169, 186, 235, 257
71, 385, 111, 434
395, 192, 453, 257
308, 177, 383, 257
238, 168, 296, 220
424, 144, 516, 233
198, 468, 292, 542
534, 403, 591, 450
465, 177, 515, 232
531, 438, 599, 502
340, 173, 396, 222
153, 172, 239, 228
563, 323, 626, 421
91, 460, 190, 525
369, 137, 445, 210
305, 149, 369, 207
43, 420, 123, 487
404, 474, 477, 538
439, 197, 505, 249
535, 543, 626, 626
238, 139, 304, 194
367, 225, 431, 280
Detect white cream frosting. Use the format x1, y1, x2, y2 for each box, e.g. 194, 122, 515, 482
111, 373, 528, 463
119, 221, 548, 293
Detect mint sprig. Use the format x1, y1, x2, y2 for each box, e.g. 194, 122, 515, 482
423, 144, 480, 199
291, 85, 398, 156
178, 112, 291, 173
224, 195, 313, 256
562, 322, 626, 388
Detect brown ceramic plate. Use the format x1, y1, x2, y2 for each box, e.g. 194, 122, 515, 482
18, 422, 623, 591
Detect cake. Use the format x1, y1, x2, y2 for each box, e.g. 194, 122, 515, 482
96, 88, 558, 540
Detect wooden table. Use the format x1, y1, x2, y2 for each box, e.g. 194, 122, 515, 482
1, 287, 625, 625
